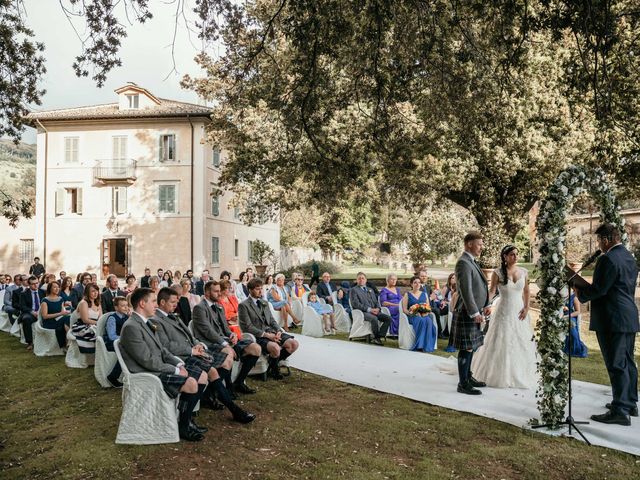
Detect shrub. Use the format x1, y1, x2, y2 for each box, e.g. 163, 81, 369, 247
279, 260, 342, 280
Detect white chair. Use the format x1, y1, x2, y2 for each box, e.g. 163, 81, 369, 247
398, 310, 416, 350
301, 291, 310, 306
291, 298, 304, 325
65, 311, 95, 369
33, 312, 65, 357
333, 302, 351, 333
94, 313, 118, 388
348, 298, 373, 340
0, 311, 11, 333
301, 305, 325, 337
9, 316, 22, 339
380, 307, 394, 338
267, 302, 284, 328
113, 339, 180, 444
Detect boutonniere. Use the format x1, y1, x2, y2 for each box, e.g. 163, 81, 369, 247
258, 299, 267, 307
149, 321, 158, 332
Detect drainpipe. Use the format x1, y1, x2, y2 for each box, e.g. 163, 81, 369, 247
36, 119, 48, 270
187, 115, 194, 270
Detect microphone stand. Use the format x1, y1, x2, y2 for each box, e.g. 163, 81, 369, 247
532, 260, 594, 446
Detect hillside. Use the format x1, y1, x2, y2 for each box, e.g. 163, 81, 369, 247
0, 139, 36, 205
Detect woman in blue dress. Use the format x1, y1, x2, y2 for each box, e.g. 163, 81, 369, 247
401, 276, 438, 352
40, 281, 71, 348
563, 288, 588, 358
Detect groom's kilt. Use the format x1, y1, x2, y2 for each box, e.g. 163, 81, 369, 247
450, 311, 484, 350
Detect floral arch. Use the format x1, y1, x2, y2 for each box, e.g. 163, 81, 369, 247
534, 165, 627, 427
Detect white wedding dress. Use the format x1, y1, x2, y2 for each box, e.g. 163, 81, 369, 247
471, 267, 538, 389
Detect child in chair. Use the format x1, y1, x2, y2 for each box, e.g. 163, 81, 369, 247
307, 291, 336, 335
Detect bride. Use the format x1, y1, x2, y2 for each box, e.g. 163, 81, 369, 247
471, 245, 538, 389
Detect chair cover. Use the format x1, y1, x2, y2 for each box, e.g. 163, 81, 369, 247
0, 311, 11, 333
33, 313, 64, 357
9, 317, 21, 339
291, 298, 304, 325
348, 309, 372, 340
398, 310, 416, 350
333, 303, 351, 333
94, 313, 118, 388
301, 305, 324, 338
113, 340, 180, 445
267, 302, 284, 328
65, 311, 94, 368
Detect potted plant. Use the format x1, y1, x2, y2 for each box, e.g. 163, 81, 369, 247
250, 239, 276, 276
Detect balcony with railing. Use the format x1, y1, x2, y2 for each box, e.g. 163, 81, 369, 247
93, 159, 137, 185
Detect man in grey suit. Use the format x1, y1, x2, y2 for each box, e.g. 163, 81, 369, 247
192, 280, 262, 395
119, 288, 207, 441
238, 277, 299, 380
350, 272, 391, 345
451, 231, 491, 395
154, 287, 255, 424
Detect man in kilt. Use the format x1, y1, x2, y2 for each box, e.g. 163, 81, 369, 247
239, 277, 300, 380
191, 280, 262, 395
154, 287, 255, 425
451, 231, 491, 395
119, 288, 207, 441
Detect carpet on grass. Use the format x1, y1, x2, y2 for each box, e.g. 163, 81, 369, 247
288, 334, 640, 456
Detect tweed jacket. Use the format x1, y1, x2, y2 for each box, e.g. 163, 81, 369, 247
238, 296, 282, 337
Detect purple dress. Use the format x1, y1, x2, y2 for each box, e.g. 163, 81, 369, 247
379, 287, 402, 335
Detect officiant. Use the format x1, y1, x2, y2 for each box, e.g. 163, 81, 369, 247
573, 223, 639, 426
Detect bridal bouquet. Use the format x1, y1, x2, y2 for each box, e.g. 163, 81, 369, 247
409, 303, 431, 316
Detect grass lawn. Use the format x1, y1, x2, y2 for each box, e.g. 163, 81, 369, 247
1, 330, 639, 480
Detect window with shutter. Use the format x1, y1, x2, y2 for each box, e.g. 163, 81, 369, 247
75, 188, 83, 215
64, 137, 79, 163
248, 240, 254, 261
117, 187, 127, 214
234, 239, 239, 257
212, 149, 220, 167
55, 188, 65, 215
211, 237, 220, 264
159, 134, 176, 162
211, 186, 220, 216
158, 184, 177, 214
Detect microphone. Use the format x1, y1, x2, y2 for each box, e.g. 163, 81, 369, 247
581, 249, 602, 269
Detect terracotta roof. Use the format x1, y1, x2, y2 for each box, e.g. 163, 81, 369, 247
27, 98, 212, 122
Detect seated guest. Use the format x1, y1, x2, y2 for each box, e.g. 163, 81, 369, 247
185, 269, 196, 292
439, 273, 456, 338
174, 270, 182, 282
156, 268, 164, 283
60, 276, 74, 305
40, 273, 55, 294
195, 270, 210, 296
40, 280, 71, 349
71, 283, 102, 354
418, 269, 445, 338
316, 272, 340, 305
91, 273, 98, 284
350, 272, 391, 345
350, 278, 380, 297
11, 275, 27, 325
239, 278, 300, 380
155, 287, 255, 423
175, 279, 196, 327
29, 256, 45, 279
219, 280, 241, 337
19, 276, 44, 350
379, 273, 402, 336
70, 272, 91, 309
103, 296, 129, 388
288, 274, 310, 300
402, 276, 438, 352
267, 273, 301, 332
159, 271, 173, 288
563, 287, 588, 358
140, 268, 151, 289
123, 274, 137, 295
119, 288, 208, 441
338, 281, 352, 317
235, 271, 249, 302
3, 274, 21, 324
149, 275, 160, 294
58, 271, 67, 285
193, 281, 262, 395
307, 291, 336, 335
101, 274, 126, 313
262, 274, 275, 299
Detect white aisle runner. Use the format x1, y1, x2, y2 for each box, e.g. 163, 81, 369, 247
288, 335, 640, 456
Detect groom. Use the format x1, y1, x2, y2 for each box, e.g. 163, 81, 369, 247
452, 231, 491, 395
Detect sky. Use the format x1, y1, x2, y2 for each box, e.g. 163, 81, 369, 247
20, 0, 216, 143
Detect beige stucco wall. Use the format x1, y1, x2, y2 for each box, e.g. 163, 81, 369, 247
0, 218, 36, 274
30, 116, 279, 278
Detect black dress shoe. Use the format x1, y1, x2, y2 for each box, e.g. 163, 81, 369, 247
232, 409, 256, 424
591, 410, 631, 426
269, 368, 284, 380
179, 425, 204, 441
606, 403, 638, 417
289, 323, 299, 330
234, 382, 257, 394
190, 419, 208, 434
107, 377, 123, 389
457, 382, 482, 395
469, 376, 486, 388
201, 397, 225, 410
371, 338, 383, 346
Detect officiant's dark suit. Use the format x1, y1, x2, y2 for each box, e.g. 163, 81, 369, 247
452, 234, 490, 394
578, 240, 639, 421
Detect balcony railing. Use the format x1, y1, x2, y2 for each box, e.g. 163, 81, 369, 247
94, 159, 137, 184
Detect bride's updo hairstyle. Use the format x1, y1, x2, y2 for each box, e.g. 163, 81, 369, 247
499, 245, 518, 285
